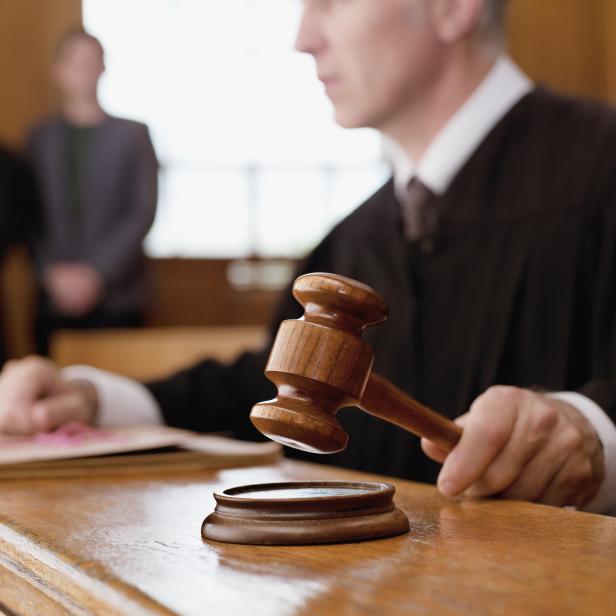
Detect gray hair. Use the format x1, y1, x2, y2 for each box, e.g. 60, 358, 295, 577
481, 0, 510, 40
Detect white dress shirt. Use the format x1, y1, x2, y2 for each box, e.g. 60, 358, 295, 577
389, 56, 533, 198
63, 57, 616, 515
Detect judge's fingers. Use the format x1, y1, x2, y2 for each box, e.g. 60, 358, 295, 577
463, 393, 559, 497
536, 456, 603, 507
501, 448, 594, 507
501, 408, 604, 506
31, 388, 95, 434
437, 386, 523, 497
421, 415, 468, 463
421, 438, 449, 463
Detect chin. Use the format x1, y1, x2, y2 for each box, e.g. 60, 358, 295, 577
333, 108, 372, 130
331, 97, 385, 130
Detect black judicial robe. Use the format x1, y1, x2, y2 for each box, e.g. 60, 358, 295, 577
147, 88, 616, 484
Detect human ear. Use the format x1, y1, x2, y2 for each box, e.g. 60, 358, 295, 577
430, 0, 483, 43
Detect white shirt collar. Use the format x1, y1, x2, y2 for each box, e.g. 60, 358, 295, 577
391, 56, 533, 199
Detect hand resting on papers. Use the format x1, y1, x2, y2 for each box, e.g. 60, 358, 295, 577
0, 356, 98, 435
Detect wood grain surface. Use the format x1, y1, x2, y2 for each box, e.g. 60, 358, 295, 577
0, 460, 615, 615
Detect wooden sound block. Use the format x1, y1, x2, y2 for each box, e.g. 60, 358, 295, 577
201, 481, 410, 545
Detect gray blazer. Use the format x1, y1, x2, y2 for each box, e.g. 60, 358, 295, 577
28, 115, 158, 313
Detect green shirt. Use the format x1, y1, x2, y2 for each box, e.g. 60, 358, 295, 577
65, 124, 99, 219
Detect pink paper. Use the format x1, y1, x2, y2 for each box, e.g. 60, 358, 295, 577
32, 422, 122, 447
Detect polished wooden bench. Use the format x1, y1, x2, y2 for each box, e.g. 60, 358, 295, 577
50, 326, 267, 380
0, 459, 614, 615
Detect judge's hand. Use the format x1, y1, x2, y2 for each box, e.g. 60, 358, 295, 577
421, 386, 604, 507
44, 263, 104, 317
0, 356, 98, 435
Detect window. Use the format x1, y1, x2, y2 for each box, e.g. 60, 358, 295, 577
83, 0, 389, 258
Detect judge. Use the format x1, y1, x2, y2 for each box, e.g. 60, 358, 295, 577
0, 0, 615, 514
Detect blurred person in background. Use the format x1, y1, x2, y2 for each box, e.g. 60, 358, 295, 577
28, 31, 158, 355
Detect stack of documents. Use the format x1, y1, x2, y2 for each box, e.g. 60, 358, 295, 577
0, 423, 282, 478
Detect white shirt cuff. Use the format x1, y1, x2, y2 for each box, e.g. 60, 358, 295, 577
61, 365, 163, 428
549, 391, 616, 516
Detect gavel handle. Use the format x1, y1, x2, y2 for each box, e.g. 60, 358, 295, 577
359, 373, 462, 452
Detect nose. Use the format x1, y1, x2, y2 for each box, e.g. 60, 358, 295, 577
294, 3, 326, 56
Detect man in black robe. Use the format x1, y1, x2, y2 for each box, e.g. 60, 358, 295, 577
0, 0, 614, 513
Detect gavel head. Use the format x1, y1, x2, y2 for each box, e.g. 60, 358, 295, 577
250, 273, 388, 454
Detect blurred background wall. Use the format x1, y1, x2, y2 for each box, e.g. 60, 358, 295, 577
0, 0, 83, 146
2, 0, 614, 148
508, 0, 616, 102
0, 0, 615, 359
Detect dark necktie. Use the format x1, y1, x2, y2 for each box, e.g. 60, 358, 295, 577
400, 177, 437, 243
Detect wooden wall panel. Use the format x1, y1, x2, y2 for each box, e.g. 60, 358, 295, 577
0, 0, 82, 146
602, 0, 616, 104
508, 0, 606, 100
507, 0, 616, 105
146, 259, 288, 328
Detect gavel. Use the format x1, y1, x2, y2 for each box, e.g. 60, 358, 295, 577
250, 273, 463, 454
